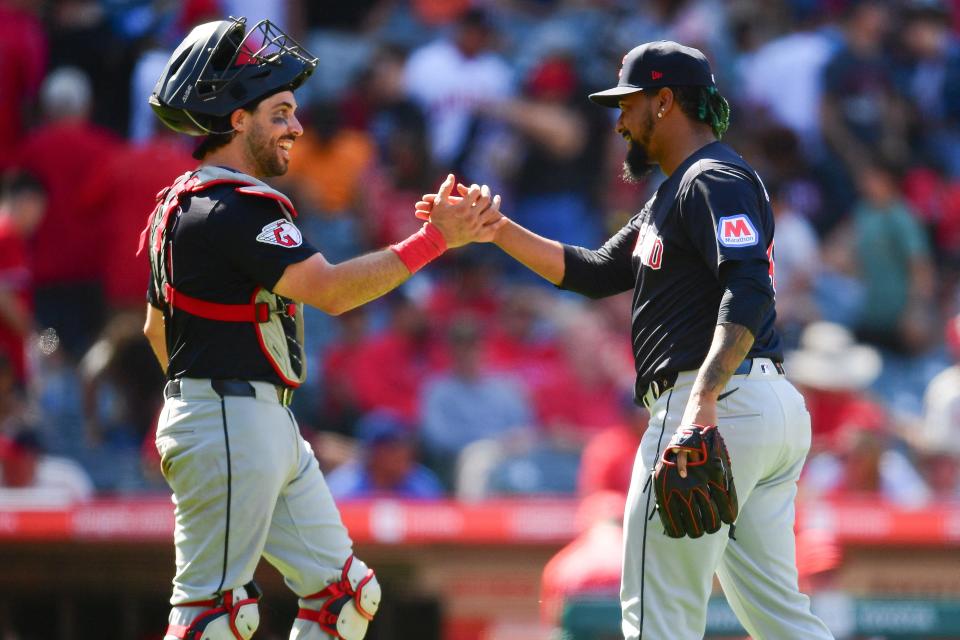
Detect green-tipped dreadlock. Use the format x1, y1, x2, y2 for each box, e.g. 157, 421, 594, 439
672, 85, 731, 139
700, 86, 730, 139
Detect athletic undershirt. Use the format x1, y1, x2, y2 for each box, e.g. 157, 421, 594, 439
147, 182, 318, 384
560, 141, 782, 399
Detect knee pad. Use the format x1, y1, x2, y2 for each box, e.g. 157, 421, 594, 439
166, 583, 261, 640
297, 555, 381, 640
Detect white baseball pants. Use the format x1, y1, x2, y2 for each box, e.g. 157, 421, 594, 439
156, 378, 351, 639
621, 359, 833, 639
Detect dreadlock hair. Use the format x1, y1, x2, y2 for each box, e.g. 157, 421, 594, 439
670, 85, 731, 139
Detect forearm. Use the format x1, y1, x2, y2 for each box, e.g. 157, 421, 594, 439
284, 250, 414, 316
689, 323, 755, 403
494, 219, 566, 285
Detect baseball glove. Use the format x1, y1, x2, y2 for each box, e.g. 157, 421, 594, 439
653, 424, 738, 539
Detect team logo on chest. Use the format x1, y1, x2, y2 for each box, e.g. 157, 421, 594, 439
717, 214, 758, 247
633, 222, 664, 270
257, 219, 303, 248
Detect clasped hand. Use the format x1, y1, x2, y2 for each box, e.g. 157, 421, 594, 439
416, 174, 507, 248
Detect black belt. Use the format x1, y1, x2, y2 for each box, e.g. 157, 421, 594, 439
639, 358, 784, 408
164, 379, 293, 406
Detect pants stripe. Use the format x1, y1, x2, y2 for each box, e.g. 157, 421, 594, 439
638, 388, 673, 639
216, 397, 232, 595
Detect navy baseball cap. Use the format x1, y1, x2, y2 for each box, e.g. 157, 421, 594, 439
589, 41, 716, 108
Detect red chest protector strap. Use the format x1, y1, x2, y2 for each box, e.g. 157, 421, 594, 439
163, 284, 293, 323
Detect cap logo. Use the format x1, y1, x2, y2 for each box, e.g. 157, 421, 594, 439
619, 53, 629, 79
651, 70, 663, 80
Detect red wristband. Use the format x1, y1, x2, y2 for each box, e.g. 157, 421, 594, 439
389, 223, 447, 274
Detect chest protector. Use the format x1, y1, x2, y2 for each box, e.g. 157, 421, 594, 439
138, 166, 306, 387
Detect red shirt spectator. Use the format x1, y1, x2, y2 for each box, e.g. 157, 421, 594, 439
348, 297, 447, 422
0, 216, 30, 381
0, 3, 47, 171
77, 136, 194, 308
17, 119, 121, 286
424, 256, 501, 332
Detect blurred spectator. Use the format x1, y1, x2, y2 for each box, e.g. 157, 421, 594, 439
16, 66, 122, 358
317, 308, 371, 436
786, 321, 884, 448
577, 401, 647, 497
801, 413, 931, 506
792, 324, 931, 505
769, 182, 822, 346
738, 20, 837, 156
901, 166, 960, 275
351, 292, 446, 422
753, 125, 826, 227
421, 315, 535, 482
47, 0, 133, 135
346, 45, 433, 246
300, 2, 381, 101
0, 0, 47, 171
403, 7, 514, 174
0, 427, 93, 506
76, 130, 194, 311
362, 121, 436, 247
483, 54, 607, 248
79, 312, 165, 449
485, 285, 564, 378
531, 305, 633, 442
325, 410, 444, 500
425, 248, 501, 332
893, 0, 960, 177
916, 313, 960, 498
819, 0, 909, 230
540, 491, 626, 627
0, 172, 45, 384
285, 102, 376, 222
851, 162, 936, 353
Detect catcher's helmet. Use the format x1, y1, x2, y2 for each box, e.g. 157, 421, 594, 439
149, 17, 317, 136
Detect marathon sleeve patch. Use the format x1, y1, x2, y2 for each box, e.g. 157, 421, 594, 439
716, 214, 758, 247
256, 219, 303, 248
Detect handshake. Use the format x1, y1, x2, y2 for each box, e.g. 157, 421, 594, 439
412, 173, 508, 249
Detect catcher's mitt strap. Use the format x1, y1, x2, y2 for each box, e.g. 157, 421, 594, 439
660, 424, 715, 467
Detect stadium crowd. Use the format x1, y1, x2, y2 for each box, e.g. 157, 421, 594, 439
0, 0, 959, 515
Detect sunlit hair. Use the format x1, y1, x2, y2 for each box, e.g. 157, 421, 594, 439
670, 85, 730, 139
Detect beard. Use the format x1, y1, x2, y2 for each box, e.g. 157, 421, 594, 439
245, 121, 289, 178
621, 111, 656, 183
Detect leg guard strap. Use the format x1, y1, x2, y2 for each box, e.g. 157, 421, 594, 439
166, 582, 262, 640
297, 555, 380, 640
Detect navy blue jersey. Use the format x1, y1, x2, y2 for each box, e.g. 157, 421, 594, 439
147, 182, 318, 384
561, 142, 781, 398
